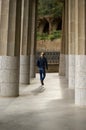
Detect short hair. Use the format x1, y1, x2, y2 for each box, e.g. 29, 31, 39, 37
41, 52, 45, 56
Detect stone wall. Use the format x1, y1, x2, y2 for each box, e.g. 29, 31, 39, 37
36, 39, 61, 52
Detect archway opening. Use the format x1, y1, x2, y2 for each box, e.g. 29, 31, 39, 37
36, 0, 64, 73
43, 19, 49, 33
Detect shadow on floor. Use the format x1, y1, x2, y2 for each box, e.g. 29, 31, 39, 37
31, 86, 45, 95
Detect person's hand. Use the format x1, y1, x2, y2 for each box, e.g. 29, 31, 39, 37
46, 68, 48, 72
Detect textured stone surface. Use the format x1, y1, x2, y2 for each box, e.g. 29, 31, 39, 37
75, 55, 86, 88
69, 55, 75, 89
75, 88, 86, 106
1, 57, 19, 69
65, 55, 69, 79
59, 54, 65, 76
20, 55, 29, 65
30, 54, 35, 78
0, 56, 19, 96
0, 56, 2, 69
37, 39, 61, 52
1, 83, 19, 97
20, 55, 30, 84
0, 73, 86, 130
0, 0, 9, 55
75, 55, 86, 105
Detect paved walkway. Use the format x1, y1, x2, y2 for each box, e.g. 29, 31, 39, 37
0, 73, 86, 130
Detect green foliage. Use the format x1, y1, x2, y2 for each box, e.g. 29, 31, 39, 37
37, 30, 62, 41
48, 30, 62, 41
37, 0, 63, 41
37, 32, 48, 40
38, 0, 63, 17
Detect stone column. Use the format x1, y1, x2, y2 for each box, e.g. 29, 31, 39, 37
75, 0, 86, 106
68, 0, 75, 89
30, 0, 37, 78
59, 0, 69, 79
0, 0, 22, 97
59, 1, 65, 76
65, 0, 69, 80
0, 0, 2, 22
20, 0, 30, 84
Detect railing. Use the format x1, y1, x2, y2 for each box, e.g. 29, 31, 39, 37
36, 51, 60, 64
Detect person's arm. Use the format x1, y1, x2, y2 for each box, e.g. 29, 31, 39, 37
37, 59, 39, 68
45, 58, 48, 70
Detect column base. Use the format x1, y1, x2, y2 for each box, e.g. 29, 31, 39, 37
20, 55, 30, 84
68, 55, 75, 89
75, 88, 86, 106
30, 54, 35, 78
0, 56, 19, 97
75, 55, 86, 106
65, 55, 69, 80
59, 54, 65, 76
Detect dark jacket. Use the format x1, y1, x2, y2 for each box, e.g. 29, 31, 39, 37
37, 56, 48, 70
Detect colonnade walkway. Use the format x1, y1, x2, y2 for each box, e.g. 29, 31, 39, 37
0, 73, 86, 130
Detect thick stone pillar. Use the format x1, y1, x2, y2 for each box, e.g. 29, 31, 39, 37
20, 0, 30, 84
0, 0, 2, 22
30, 0, 37, 78
68, 0, 75, 89
0, 0, 9, 55
65, 0, 69, 80
0, 0, 22, 97
59, 1, 65, 76
59, 0, 69, 80
75, 0, 86, 106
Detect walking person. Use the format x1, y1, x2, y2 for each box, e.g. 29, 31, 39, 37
37, 52, 48, 86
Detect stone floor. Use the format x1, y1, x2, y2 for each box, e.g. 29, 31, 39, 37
0, 73, 86, 130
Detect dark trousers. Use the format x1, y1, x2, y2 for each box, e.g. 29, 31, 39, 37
39, 68, 46, 81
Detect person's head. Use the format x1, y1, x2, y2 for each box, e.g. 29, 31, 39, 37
40, 52, 45, 58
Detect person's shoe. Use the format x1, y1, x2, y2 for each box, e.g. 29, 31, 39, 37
41, 80, 44, 85
42, 82, 44, 85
